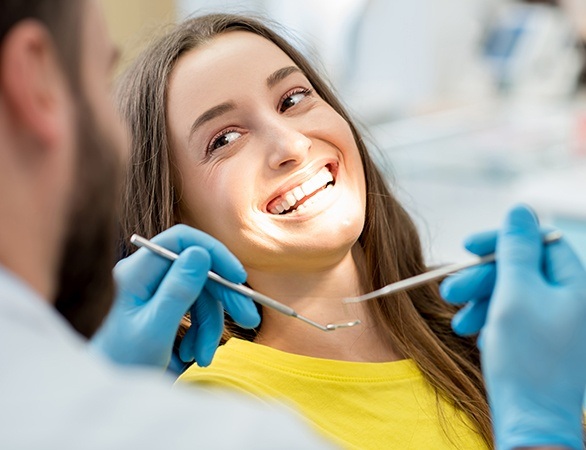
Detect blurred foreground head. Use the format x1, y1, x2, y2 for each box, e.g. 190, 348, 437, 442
0, 0, 127, 337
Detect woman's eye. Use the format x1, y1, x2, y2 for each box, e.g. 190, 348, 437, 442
209, 130, 241, 152
279, 89, 311, 113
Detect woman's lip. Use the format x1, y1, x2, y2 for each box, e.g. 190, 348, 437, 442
264, 161, 339, 213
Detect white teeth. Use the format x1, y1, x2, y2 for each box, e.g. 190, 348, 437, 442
304, 183, 331, 208
285, 193, 296, 208
300, 167, 332, 197
292, 184, 333, 214
301, 177, 318, 197
292, 186, 304, 201
269, 166, 335, 215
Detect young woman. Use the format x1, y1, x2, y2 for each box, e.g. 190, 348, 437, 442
116, 14, 492, 449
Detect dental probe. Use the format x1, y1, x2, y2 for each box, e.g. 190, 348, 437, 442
343, 230, 563, 304
130, 234, 361, 332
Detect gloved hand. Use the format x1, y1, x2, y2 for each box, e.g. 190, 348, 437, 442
91, 224, 260, 370
445, 205, 586, 449
440, 229, 498, 335
441, 226, 558, 336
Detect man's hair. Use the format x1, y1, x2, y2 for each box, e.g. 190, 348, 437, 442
0, 0, 83, 90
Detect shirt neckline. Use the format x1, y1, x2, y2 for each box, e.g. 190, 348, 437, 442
222, 338, 422, 382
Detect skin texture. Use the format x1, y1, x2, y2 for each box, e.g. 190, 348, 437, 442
166, 31, 398, 362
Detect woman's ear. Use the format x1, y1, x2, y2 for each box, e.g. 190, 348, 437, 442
0, 20, 72, 152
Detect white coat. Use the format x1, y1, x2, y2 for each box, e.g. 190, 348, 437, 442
0, 266, 332, 449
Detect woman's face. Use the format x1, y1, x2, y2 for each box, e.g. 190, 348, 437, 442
167, 31, 366, 273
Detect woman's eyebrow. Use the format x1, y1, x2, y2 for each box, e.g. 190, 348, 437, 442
189, 102, 236, 141
266, 66, 302, 88
188, 66, 302, 141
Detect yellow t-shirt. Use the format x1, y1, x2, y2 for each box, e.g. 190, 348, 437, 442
177, 338, 488, 449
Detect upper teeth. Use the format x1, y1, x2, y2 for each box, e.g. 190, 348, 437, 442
270, 167, 334, 214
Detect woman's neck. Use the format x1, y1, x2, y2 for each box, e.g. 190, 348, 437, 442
246, 245, 402, 363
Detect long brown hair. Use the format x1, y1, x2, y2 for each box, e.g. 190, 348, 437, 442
116, 13, 492, 447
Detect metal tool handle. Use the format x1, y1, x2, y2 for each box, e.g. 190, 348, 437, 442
206, 271, 296, 316
130, 234, 297, 316
129, 234, 362, 331
344, 230, 563, 304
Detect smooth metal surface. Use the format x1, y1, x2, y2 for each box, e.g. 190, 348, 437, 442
343, 230, 563, 304
130, 234, 361, 332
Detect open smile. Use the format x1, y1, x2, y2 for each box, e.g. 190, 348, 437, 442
267, 163, 337, 215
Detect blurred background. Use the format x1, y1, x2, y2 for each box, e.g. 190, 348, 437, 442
102, 0, 586, 265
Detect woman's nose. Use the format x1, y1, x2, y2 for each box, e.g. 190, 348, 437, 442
266, 122, 312, 170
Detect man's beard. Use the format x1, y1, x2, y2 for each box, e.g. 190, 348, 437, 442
53, 97, 122, 339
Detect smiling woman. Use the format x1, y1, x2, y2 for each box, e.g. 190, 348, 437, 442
116, 14, 492, 449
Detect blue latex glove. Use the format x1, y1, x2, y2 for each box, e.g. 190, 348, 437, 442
441, 227, 556, 335
440, 229, 498, 335
444, 205, 586, 449
91, 224, 260, 370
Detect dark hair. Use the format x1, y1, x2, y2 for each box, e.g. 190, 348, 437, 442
1, 0, 119, 339
0, 0, 83, 89
117, 13, 493, 447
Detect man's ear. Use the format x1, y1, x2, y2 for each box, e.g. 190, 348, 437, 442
0, 20, 70, 151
